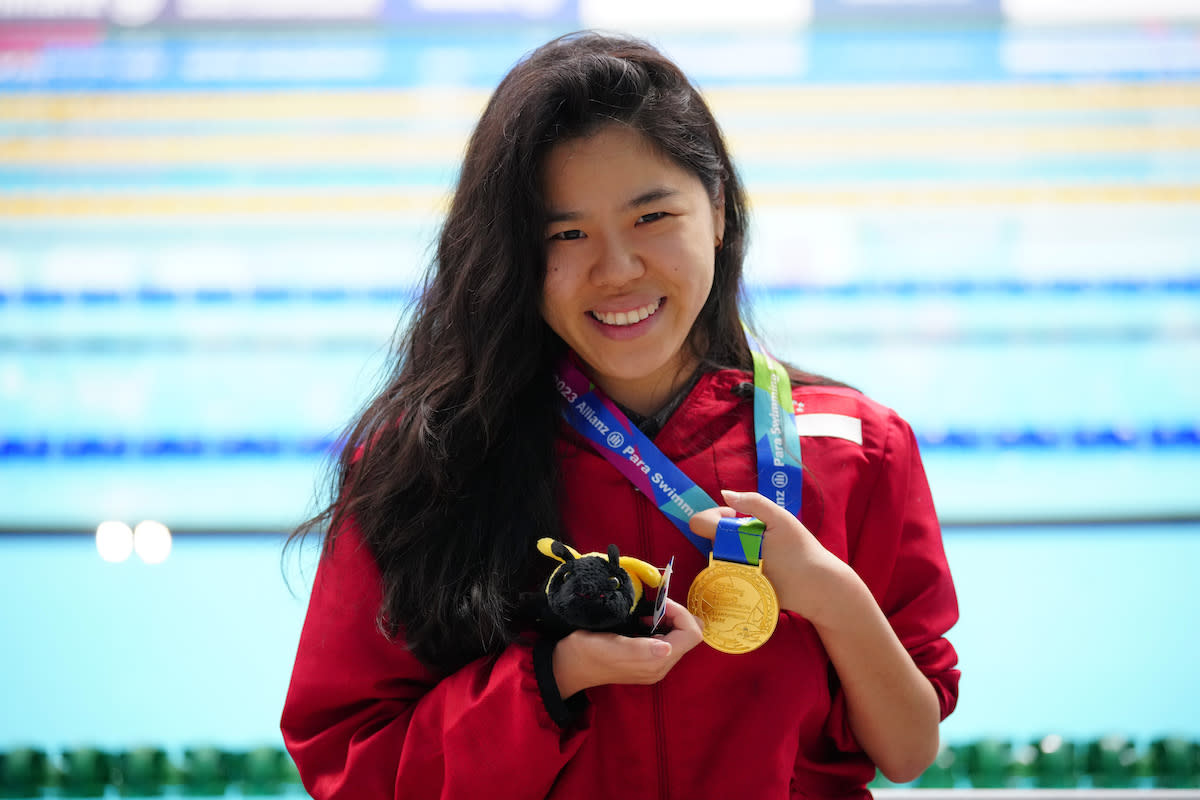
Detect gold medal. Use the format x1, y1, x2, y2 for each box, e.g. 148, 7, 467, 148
687, 555, 779, 654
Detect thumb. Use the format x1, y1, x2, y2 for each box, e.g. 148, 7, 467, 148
688, 505, 736, 540
642, 637, 672, 658
719, 489, 789, 527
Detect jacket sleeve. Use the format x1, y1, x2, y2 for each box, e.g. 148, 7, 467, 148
824, 408, 961, 752
280, 521, 593, 799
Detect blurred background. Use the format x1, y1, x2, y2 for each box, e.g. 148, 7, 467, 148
2, 0, 1199, 795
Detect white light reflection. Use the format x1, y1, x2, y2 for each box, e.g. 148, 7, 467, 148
133, 520, 172, 564
96, 521, 134, 563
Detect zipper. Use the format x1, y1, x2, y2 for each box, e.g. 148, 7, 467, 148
635, 491, 670, 800
653, 685, 669, 800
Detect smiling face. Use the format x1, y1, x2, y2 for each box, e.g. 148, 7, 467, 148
540, 124, 725, 416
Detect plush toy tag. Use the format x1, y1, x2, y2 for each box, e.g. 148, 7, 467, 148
651, 557, 675, 633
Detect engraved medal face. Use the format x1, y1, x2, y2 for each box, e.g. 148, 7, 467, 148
687, 559, 779, 654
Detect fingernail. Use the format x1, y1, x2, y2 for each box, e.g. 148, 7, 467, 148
650, 640, 671, 657
721, 489, 739, 499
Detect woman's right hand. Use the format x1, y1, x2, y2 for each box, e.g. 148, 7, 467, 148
550, 598, 704, 698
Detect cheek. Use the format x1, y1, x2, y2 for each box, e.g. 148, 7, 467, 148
653, 230, 713, 276
680, 257, 716, 315
543, 251, 570, 290
664, 239, 716, 298
540, 269, 573, 330
543, 248, 587, 298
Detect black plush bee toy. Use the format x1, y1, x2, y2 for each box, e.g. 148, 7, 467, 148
521, 537, 663, 639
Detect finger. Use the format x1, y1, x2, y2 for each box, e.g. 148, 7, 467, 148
655, 597, 690, 621
688, 505, 736, 540
591, 629, 672, 659
640, 637, 673, 658
656, 598, 703, 636
659, 615, 704, 653
719, 489, 792, 527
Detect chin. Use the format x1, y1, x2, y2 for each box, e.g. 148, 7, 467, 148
597, 353, 675, 382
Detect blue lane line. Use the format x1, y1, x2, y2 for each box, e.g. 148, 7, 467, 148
916, 428, 1200, 449
0, 437, 342, 459
4, 29, 1199, 91
2, 279, 1198, 308
2, 428, 1198, 460
752, 278, 1200, 296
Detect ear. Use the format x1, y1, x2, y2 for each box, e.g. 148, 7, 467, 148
538, 538, 580, 563
607, 544, 620, 565
712, 183, 726, 249
619, 556, 663, 590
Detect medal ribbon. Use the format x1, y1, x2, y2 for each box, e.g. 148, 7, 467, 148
554, 332, 803, 565
555, 356, 716, 555
747, 329, 804, 521
712, 516, 766, 566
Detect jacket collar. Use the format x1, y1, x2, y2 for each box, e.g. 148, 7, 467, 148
558, 368, 753, 460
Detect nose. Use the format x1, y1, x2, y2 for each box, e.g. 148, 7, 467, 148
589, 232, 645, 288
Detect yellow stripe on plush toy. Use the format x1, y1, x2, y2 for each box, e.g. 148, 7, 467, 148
536, 537, 662, 608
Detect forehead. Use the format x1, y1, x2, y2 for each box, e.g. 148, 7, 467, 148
541, 125, 700, 206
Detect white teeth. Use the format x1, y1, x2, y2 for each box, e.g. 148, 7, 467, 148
592, 299, 661, 327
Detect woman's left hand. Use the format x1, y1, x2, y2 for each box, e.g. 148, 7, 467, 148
689, 489, 856, 623
694, 489, 942, 783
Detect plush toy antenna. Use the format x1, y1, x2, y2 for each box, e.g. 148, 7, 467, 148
552, 540, 575, 563
537, 537, 581, 563
615, 552, 663, 606
619, 556, 663, 594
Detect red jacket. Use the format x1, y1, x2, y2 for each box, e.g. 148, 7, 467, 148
281, 370, 960, 799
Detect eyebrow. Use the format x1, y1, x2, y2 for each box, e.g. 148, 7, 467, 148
545, 186, 680, 224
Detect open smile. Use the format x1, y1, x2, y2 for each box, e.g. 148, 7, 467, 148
589, 298, 662, 327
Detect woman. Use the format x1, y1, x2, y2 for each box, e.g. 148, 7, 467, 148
282, 31, 959, 799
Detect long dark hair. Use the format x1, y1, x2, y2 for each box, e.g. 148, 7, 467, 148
293, 31, 822, 674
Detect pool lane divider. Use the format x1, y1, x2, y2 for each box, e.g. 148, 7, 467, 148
3, 184, 1200, 218
2, 427, 1198, 461
6, 124, 1200, 165
2, 278, 1198, 308
4, 83, 1200, 122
